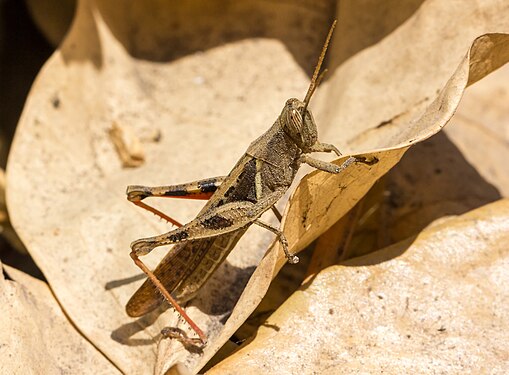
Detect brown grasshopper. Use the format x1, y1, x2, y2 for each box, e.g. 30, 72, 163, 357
125, 21, 370, 345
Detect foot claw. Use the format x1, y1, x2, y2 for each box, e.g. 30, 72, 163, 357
288, 255, 300, 264
161, 327, 206, 350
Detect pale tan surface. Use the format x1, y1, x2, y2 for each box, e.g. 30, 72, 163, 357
0, 262, 117, 374
209, 200, 509, 374
4, 0, 509, 373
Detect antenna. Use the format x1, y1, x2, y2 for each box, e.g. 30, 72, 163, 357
302, 20, 337, 114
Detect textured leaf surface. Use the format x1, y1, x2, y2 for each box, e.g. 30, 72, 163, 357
0, 263, 116, 374
209, 200, 509, 374
5, 0, 509, 373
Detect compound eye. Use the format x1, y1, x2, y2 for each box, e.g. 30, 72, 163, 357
290, 109, 302, 123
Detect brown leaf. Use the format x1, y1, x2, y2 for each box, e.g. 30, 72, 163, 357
5, 0, 509, 373
0, 263, 117, 373
208, 199, 509, 374
336, 59, 509, 260
445, 63, 509, 195
209, 21, 509, 375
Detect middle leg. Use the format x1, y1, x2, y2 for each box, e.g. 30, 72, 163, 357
255, 219, 299, 264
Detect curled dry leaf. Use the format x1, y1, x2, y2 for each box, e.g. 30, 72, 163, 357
5, 0, 509, 373
444, 63, 509, 196
0, 263, 116, 374
307, 63, 509, 267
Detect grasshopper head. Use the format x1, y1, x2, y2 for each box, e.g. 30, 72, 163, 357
282, 21, 337, 152
282, 98, 318, 150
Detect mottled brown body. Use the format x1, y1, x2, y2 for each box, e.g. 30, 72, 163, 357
126, 113, 303, 315
125, 21, 371, 345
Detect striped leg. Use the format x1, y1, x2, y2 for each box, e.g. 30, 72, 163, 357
126, 176, 226, 346
126, 176, 226, 227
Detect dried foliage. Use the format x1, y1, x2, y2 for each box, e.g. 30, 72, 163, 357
2, 0, 509, 373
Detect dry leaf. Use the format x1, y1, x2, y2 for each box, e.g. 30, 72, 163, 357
326, 62, 509, 263
5, 0, 509, 373
444, 63, 509, 195
209, 199, 509, 374
210, 10, 509, 375
0, 262, 117, 374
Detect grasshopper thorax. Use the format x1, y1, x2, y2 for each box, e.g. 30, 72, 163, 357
282, 98, 318, 151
